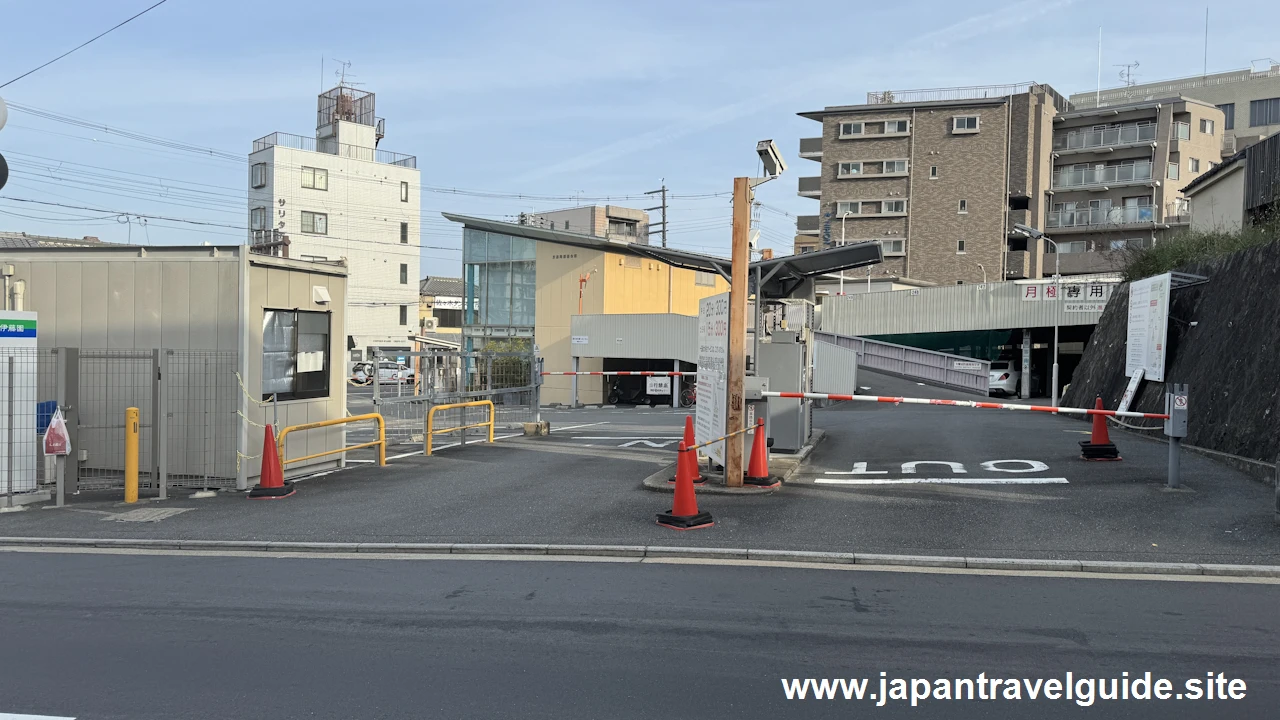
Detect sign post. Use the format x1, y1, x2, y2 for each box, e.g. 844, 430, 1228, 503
1163, 383, 1188, 489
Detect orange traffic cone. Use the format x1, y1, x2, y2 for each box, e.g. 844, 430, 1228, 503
743, 417, 777, 487
669, 415, 705, 484
657, 442, 713, 530
1079, 397, 1121, 461
248, 424, 295, 499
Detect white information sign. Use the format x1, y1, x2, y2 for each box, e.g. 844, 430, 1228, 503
570, 335, 589, 345
953, 361, 982, 371
646, 376, 671, 395
1126, 273, 1171, 382
0, 311, 38, 492
695, 293, 729, 465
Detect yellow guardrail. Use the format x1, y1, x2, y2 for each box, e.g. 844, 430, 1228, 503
426, 400, 495, 456
278, 413, 386, 467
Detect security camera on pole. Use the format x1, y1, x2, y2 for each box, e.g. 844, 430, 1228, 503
723, 141, 786, 487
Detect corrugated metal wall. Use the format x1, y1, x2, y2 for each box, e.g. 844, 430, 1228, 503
812, 341, 858, 396
569, 313, 698, 362
820, 281, 1113, 337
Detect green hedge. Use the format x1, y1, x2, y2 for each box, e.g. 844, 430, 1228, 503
1121, 225, 1278, 281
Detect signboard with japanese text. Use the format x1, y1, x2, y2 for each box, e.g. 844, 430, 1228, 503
0, 311, 38, 492
1062, 282, 1113, 313
1020, 284, 1042, 302
695, 293, 729, 465
646, 376, 671, 396
1126, 273, 1171, 381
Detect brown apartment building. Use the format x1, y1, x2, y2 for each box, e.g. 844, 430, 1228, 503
796, 83, 1065, 285
796, 85, 1225, 283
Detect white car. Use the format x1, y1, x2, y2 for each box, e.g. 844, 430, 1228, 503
352, 361, 414, 385
988, 361, 1040, 397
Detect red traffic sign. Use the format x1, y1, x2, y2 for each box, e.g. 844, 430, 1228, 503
1174, 395, 1188, 409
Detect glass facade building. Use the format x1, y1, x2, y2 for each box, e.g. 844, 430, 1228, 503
463, 228, 537, 348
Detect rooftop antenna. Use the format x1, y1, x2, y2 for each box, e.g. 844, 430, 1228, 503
1115, 61, 1139, 87
332, 59, 362, 89
1096, 26, 1102, 107
1202, 7, 1209, 77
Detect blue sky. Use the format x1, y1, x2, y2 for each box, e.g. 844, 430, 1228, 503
1, 0, 1277, 277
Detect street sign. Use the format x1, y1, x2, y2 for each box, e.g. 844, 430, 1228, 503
1126, 273, 1171, 381
1174, 394, 1187, 409
953, 361, 982, 370
695, 293, 729, 465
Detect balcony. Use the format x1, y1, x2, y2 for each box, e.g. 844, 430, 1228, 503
799, 137, 823, 160
1046, 205, 1156, 231
252, 131, 417, 169
798, 176, 822, 198
1053, 123, 1156, 154
1052, 161, 1152, 190
796, 215, 820, 235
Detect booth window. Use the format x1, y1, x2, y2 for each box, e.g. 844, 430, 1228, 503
262, 309, 331, 400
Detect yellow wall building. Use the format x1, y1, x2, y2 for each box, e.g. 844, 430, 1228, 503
444, 214, 728, 405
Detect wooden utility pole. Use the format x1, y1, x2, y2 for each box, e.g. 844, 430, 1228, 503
725, 177, 751, 487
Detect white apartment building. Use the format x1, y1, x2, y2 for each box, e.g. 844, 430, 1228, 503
248, 85, 420, 366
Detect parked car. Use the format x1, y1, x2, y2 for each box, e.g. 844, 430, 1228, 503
988, 360, 1040, 397
352, 361, 414, 385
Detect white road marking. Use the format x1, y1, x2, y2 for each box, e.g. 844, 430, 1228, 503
902, 461, 967, 474
824, 462, 887, 475
619, 440, 678, 448
0, 714, 77, 719
551, 422, 610, 432
981, 459, 1050, 473
570, 436, 682, 440
816, 477, 1069, 486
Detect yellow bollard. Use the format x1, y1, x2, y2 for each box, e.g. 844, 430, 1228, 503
124, 407, 139, 503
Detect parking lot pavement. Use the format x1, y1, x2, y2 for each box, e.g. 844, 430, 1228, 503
4, 371, 1277, 565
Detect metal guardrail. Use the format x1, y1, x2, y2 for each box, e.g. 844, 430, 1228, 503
1053, 161, 1153, 189
251, 131, 418, 168
815, 332, 990, 395
278, 413, 386, 467
426, 400, 495, 456
1047, 205, 1156, 229
1053, 123, 1156, 151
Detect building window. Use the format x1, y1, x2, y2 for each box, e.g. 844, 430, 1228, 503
251, 163, 267, 189
564, 221, 571, 231
399, 264, 408, 284
399, 305, 408, 326
608, 219, 638, 237
1250, 97, 1280, 127
434, 308, 462, 328
883, 199, 906, 214
400, 222, 409, 244
301, 211, 328, 234
1199, 118, 1214, 135
301, 166, 328, 191
839, 121, 864, 138
1175, 122, 1191, 140
695, 271, 717, 287
885, 119, 909, 133
952, 116, 980, 133
956, 239, 966, 254
1110, 238, 1148, 251
929, 165, 939, 179
262, 309, 330, 401
1058, 241, 1087, 253
881, 239, 905, 256
1189, 158, 1200, 172
958, 199, 968, 214
400, 181, 409, 202
883, 160, 908, 174
1166, 162, 1180, 181
250, 207, 268, 230
1217, 103, 1235, 130
838, 162, 862, 178
836, 201, 859, 215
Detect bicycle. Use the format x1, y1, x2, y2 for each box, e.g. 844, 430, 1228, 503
678, 382, 696, 408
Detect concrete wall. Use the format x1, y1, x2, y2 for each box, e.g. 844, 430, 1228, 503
248, 141, 419, 360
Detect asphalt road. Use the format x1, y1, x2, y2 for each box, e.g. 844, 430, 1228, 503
1, 551, 1277, 719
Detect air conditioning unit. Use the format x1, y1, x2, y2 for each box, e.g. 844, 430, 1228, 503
422, 317, 438, 331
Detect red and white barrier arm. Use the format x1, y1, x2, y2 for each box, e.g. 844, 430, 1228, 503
764, 391, 1170, 420
540, 371, 697, 377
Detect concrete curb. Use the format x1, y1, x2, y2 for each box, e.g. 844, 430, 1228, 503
2, 537, 1278, 578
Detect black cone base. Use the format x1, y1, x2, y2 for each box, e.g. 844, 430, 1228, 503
248, 482, 296, 499
743, 475, 780, 488
1079, 441, 1121, 461
656, 510, 714, 530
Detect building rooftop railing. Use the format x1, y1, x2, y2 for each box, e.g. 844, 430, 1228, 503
251, 131, 417, 168
1071, 63, 1280, 109
866, 82, 1072, 112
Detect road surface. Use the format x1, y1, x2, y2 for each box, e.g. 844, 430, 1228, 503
1, 551, 1277, 719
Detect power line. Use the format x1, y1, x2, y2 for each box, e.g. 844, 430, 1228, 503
1, 0, 172, 89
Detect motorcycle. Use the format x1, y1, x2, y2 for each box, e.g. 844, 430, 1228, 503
607, 379, 655, 406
